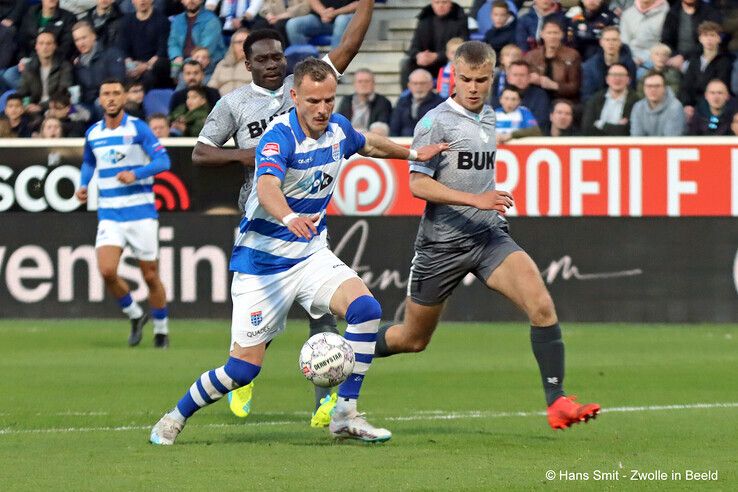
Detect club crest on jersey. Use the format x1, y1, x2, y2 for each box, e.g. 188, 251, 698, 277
250, 311, 263, 326
332, 143, 341, 161
262, 142, 281, 157
123, 135, 134, 145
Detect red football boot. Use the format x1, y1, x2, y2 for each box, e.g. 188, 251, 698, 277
547, 395, 600, 430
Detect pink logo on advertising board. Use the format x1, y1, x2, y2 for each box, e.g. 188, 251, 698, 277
332, 156, 397, 216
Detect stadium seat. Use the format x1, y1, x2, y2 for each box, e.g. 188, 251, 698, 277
143, 89, 174, 117
285, 44, 320, 74
0, 89, 15, 113
309, 34, 333, 47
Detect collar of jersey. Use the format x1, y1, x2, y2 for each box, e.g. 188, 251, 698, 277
101, 112, 128, 130
446, 97, 484, 121
250, 81, 284, 98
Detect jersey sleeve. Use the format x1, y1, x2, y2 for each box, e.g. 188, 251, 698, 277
255, 125, 294, 182
80, 136, 96, 187
132, 120, 171, 179
197, 97, 238, 147
334, 114, 366, 158
409, 114, 441, 177
521, 107, 538, 128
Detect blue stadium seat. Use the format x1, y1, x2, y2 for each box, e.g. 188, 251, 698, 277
285, 44, 320, 74
0, 89, 15, 113
143, 88, 174, 117
309, 34, 333, 47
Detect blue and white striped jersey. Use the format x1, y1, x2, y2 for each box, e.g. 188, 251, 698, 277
494, 105, 538, 134
230, 109, 366, 276
80, 113, 171, 222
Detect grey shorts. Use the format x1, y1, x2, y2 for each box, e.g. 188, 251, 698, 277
408, 224, 523, 306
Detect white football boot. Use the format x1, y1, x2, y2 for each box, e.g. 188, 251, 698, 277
150, 412, 185, 445
329, 408, 392, 443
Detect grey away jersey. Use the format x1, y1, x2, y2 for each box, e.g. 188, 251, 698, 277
410, 98, 500, 248
198, 76, 297, 211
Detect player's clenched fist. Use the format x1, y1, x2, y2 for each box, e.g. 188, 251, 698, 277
76, 187, 88, 203
471, 190, 514, 213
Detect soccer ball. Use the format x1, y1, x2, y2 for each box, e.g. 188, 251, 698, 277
299, 332, 355, 387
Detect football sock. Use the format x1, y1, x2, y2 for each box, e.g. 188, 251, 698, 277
309, 313, 339, 410
151, 307, 169, 335
372, 323, 396, 358
175, 357, 261, 419
117, 293, 143, 320
530, 324, 566, 406
337, 295, 381, 402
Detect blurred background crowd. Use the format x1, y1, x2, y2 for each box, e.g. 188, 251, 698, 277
1, 0, 737, 141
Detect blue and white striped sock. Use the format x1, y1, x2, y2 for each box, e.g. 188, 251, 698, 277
337, 295, 381, 404
117, 293, 143, 320
174, 357, 261, 420
151, 307, 169, 335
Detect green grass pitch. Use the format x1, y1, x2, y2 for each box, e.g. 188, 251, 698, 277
1, 320, 736, 491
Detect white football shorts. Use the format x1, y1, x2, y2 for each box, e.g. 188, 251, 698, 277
95, 219, 159, 261
230, 248, 359, 349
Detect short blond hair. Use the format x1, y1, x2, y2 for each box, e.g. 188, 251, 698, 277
650, 42, 672, 57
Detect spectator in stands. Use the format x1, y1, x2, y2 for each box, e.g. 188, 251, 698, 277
515, 0, 566, 52
286, 0, 358, 48
124, 80, 146, 118
490, 43, 522, 102
609, 0, 633, 18
582, 62, 638, 135
390, 68, 443, 137
484, 1, 517, 55
619, 0, 669, 71
61, 0, 96, 15
170, 85, 210, 136
566, 0, 618, 60
259, 0, 310, 44
72, 21, 126, 112
368, 120, 390, 137
0, 0, 24, 70
18, 0, 77, 61
336, 68, 393, 131
169, 0, 226, 79
525, 18, 582, 102
495, 85, 542, 144
661, 0, 720, 72
147, 112, 170, 138
82, 0, 124, 48
581, 26, 636, 99
46, 90, 90, 137
169, 59, 220, 112
207, 0, 270, 34
492, 59, 550, 128
0, 118, 12, 137
687, 79, 736, 135
636, 43, 681, 98
545, 98, 577, 136
118, 0, 172, 89
436, 37, 464, 98
401, 0, 468, 88
209, 28, 252, 96
630, 71, 684, 135
36, 116, 63, 137
1, 93, 33, 137
17, 32, 73, 117
177, 46, 214, 89
679, 21, 733, 120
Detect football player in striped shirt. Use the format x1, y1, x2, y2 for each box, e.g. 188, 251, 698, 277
76, 79, 172, 348
149, 58, 447, 445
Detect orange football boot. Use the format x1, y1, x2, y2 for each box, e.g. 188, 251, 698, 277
547, 395, 601, 430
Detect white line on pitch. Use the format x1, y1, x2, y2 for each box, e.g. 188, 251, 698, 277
1, 402, 736, 436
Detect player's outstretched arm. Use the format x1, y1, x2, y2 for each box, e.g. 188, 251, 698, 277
257, 175, 319, 240
409, 173, 514, 214
359, 131, 448, 161
326, 0, 373, 74
192, 142, 256, 168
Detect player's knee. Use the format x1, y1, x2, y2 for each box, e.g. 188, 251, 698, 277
141, 267, 159, 286
407, 336, 431, 353
223, 356, 261, 388
345, 295, 382, 325
528, 292, 557, 326
98, 265, 118, 282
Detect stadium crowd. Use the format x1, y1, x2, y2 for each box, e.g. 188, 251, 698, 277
1, 0, 738, 139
